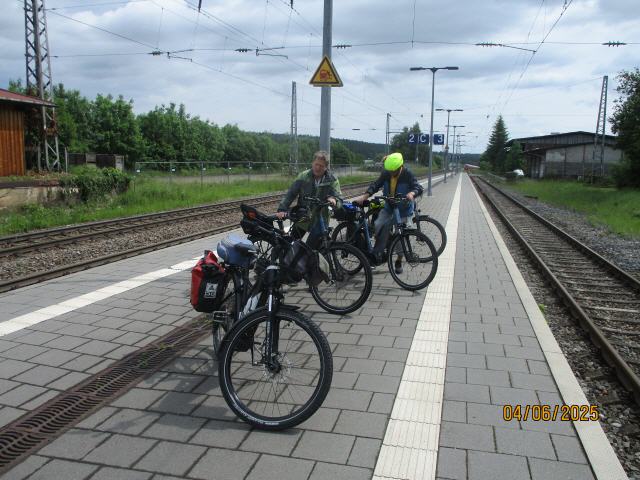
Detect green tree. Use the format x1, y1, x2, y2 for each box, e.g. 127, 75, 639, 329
390, 123, 422, 165
53, 84, 92, 152
481, 116, 509, 172
610, 69, 640, 188
505, 141, 524, 171
89, 94, 144, 163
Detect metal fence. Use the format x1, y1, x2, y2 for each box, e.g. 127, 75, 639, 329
132, 161, 376, 185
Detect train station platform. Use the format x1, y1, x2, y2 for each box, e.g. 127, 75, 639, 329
0, 173, 628, 480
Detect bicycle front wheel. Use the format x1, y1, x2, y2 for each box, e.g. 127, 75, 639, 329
388, 231, 438, 290
311, 242, 372, 314
414, 215, 447, 256
218, 307, 333, 430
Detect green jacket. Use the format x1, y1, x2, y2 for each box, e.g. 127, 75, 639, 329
277, 169, 343, 230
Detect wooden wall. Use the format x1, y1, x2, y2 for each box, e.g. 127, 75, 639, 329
0, 106, 26, 177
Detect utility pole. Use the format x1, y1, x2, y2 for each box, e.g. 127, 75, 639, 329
385, 113, 390, 154
591, 75, 608, 179
290, 81, 299, 174
437, 108, 463, 184
319, 0, 332, 160
24, 0, 60, 171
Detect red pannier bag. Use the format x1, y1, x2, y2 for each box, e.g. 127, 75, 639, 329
190, 250, 227, 312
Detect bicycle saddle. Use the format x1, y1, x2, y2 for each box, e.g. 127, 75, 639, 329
217, 234, 256, 267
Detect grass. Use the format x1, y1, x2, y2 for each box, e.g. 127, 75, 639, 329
504, 179, 640, 238
0, 173, 376, 235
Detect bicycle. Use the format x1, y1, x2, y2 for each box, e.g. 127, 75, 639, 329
332, 195, 438, 290
211, 205, 333, 430
252, 197, 373, 315
363, 198, 447, 257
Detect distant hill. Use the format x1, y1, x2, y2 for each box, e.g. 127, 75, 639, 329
264, 133, 386, 159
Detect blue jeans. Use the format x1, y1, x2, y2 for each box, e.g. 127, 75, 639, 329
373, 208, 408, 255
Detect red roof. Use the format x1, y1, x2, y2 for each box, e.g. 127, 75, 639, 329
0, 88, 56, 107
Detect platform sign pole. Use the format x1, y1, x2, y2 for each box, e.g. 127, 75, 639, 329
320, 0, 333, 159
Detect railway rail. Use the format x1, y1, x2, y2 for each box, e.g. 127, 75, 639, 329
471, 175, 640, 406
0, 178, 403, 293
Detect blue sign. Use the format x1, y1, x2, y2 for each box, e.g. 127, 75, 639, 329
433, 134, 445, 145
408, 132, 417, 144
418, 133, 429, 144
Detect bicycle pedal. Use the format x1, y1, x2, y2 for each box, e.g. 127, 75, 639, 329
212, 311, 230, 325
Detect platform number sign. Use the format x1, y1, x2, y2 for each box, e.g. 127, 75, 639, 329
433, 134, 445, 145
409, 132, 430, 144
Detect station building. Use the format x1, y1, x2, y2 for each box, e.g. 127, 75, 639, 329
0, 88, 55, 177
511, 131, 624, 179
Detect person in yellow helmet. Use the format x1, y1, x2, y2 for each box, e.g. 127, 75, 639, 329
353, 153, 423, 272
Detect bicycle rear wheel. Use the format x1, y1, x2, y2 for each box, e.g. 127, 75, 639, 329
218, 307, 333, 430
388, 230, 438, 290
310, 242, 372, 314
414, 215, 447, 256
330, 222, 366, 274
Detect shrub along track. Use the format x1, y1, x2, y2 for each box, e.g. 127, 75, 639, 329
0, 180, 392, 293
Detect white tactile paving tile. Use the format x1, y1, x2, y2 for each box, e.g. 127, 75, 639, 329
373, 175, 462, 480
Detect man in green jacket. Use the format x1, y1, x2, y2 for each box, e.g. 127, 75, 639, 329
277, 151, 342, 248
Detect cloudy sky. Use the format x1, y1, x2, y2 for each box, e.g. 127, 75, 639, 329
1, 0, 638, 153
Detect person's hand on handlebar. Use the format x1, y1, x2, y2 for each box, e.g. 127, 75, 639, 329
406, 191, 416, 202
327, 196, 337, 207
353, 194, 369, 206
276, 211, 288, 220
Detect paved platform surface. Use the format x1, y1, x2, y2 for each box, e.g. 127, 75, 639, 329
0, 173, 626, 480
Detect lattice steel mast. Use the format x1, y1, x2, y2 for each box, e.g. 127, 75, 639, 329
24, 0, 60, 170
591, 75, 608, 179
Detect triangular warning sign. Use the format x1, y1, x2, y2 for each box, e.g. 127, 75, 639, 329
310, 55, 343, 87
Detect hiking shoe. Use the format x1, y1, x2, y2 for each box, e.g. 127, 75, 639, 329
394, 259, 403, 274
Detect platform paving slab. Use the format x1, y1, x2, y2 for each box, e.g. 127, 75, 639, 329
0, 174, 624, 480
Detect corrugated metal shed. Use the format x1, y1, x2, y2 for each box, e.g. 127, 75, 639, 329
0, 88, 56, 177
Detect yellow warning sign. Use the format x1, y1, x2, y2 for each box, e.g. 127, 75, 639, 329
310, 55, 343, 87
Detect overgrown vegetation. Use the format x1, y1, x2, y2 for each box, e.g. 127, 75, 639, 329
507, 179, 640, 237
610, 68, 640, 188
59, 167, 131, 202
0, 173, 375, 235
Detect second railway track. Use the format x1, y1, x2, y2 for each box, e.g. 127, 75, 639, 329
471, 175, 640, 405
0, 180, 383, 293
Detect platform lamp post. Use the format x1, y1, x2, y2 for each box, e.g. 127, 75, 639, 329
450, 124, 465, 173
410, 66, 459, 196
436, 108, 463, 183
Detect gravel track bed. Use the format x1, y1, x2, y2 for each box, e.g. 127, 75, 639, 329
500, 183, 640, 280
0, 198, 281, 282
479, 187, 640, 479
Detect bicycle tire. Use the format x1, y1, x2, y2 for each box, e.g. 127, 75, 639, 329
414, 215, 447, 256
310, 242, 372, 314
388, 230, 438, 291
330, 222, 365, 274
218, 307, 333, 430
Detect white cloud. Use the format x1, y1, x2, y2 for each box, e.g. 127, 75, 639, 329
1, 0, 637, 153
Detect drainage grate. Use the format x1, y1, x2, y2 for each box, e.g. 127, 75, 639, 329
0, 315, 212, 474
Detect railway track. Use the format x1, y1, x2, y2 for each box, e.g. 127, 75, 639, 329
471, 175, 640, 405
0, 179, 384, 293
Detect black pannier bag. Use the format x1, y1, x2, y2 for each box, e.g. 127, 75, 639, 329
190, 250, 227, 312
282, 240, 330, 287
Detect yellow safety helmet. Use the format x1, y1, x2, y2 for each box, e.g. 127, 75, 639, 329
384, 152, 404, 171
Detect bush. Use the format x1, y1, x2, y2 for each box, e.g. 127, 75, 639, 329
612, 158, 640, 188
60, 167, 131, 202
